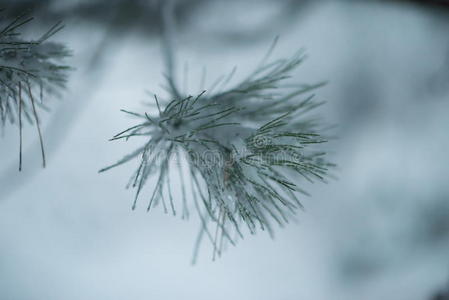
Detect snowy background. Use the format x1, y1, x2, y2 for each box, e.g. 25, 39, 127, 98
1, 1, 449, 299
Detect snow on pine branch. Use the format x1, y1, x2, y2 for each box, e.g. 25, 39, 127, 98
100, 45, 334, 262
0, 11, 71, 169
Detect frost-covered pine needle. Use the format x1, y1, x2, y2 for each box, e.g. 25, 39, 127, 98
0, 11, 71, 169
100, 44, 333, 262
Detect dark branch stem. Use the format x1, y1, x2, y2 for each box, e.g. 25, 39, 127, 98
160, 0, 181, 99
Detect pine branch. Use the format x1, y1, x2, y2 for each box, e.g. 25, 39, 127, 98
100, 44, 334, 261
0, 11, 71, 170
